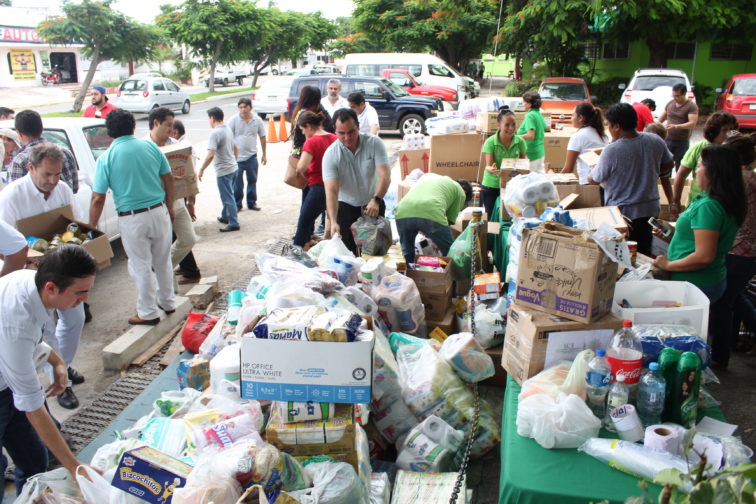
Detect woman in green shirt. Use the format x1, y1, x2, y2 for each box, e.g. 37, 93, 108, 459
654, 145, 746, 302
480, 108, 527, 218
516, 92, 547, 172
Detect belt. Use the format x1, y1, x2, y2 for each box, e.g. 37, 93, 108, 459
118, 202, 164, 217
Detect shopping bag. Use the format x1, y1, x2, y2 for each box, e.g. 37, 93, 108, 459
350, 215, 392, 256
181, 313, 220, 353
284, 155, 307, 189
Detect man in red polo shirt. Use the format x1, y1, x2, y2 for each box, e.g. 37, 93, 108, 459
82, 86, 118, 119
633, 99, 655, 132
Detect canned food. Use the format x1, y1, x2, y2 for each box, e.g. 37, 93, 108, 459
61, 231, 75, 242
66, 223, 79, 233
627, 240, 638, 266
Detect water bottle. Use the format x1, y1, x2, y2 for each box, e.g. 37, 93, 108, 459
606, 320, 643, 399
585, 348, 611, 419
637, 362, 666, 427
605, 373, 629, 432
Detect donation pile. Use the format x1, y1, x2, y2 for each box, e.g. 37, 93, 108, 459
18, 233, 503, 504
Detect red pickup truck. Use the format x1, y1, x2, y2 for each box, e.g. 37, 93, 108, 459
381, 68, 458, 106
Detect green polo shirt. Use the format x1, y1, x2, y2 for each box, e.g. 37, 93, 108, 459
667, 193, 740, 288
481, 132, 527, 189
395, 173, 466, 226
516, 109, 546, 161
680, 140, 709, 204
93, 135, 171, 213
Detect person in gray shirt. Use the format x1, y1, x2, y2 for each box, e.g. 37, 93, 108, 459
229, 98, 267, 211
199, 107, 239, 232
589, 103, 674, 255
322, 108, 390, 254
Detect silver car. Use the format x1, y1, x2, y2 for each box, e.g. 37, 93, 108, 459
115, 73, 191, 114
252, 76, 295, 119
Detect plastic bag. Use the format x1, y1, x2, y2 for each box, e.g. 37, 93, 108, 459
288, 458, 369, 504
325, 255, 361, 286
517, 392, 601, 449
635, 324, 711, 370
472, 301, 505, 349
154, 388, 202, 417
256, 253, 343, 294
309, 235, 355, 266
438, 332, 495, 383
369, 473, 392, 504
396, 415, 464, 472
371, 339, 420, 444
76, 465, 142, 504
371, 274, 425, 334
210, 342, 242, 393
351, 216, 393, 256
90, 439, 147, 472
519, 362, 571, 400
448, 224, 474, 282
503, 173, 559, 219
559, 349, 594, 399
14, 467, 83, 504
265, 283, 326, 313
198, 314, 230, 359
181, 313, 219, 354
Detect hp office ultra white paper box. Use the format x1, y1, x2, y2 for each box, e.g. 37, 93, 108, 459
240, 337, 373, 404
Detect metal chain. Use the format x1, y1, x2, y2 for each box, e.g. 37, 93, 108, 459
449, 215, 483, 504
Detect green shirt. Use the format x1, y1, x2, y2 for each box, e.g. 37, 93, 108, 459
93, 135, 171, 212
395, 173, 466, 226
680, 140, 710, 204
481, 132, 527, 188
667, 194, 740, 288
516, 109, 546, 161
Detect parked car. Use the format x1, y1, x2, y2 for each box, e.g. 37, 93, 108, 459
619, 68, 695, 119
537, 77, 593, 127
0, 118, 120, 239
715, 73, 756, 130
288, 75, 442, 135
381, 68, 458, 107
205, 67, 246, 87
115, 74, 191, 114
252, 76, 296, 119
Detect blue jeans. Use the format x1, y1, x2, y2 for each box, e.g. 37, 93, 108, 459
294, 185, 326, 246
699, 281, 726, 304
0, 388, 49, 495
396, 217, 454, 264
217, 171, 239, 228
234, 155, 258, 209
710, 254, 756, 365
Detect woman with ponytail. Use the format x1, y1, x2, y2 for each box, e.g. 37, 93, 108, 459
562, 103, 608, 184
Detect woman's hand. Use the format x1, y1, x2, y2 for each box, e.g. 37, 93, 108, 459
653, 255, 671, 270
652, 225, 672, 243
485, 164, 500, 176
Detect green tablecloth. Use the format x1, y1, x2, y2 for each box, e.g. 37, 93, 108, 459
498, 375, 725, 504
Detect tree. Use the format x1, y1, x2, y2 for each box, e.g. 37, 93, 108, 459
37, 0, 163, 112
352, 0, 499, 72
157, 0, 267, 92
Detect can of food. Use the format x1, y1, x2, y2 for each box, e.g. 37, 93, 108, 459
68, 237, 83, 245
627, 241, 638, 266
66, 223, 79, 233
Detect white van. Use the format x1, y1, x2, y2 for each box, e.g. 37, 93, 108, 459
344, 53, 479, 101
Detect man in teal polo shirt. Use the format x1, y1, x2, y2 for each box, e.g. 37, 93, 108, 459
88, 109, 176, 325
395, 173, 472, 263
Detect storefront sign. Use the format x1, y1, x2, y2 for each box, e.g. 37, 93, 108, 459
1, 26, 44, 44
10, 49, 37, 80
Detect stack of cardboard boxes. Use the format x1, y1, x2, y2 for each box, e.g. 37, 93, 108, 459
407, 257, 455, 335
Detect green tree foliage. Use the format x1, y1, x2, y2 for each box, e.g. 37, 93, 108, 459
37, 0, 163, 112
352, 0, 499, 72
157, 0, 267, 92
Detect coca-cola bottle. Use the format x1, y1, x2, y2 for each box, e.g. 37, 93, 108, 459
606, 320, 643, 400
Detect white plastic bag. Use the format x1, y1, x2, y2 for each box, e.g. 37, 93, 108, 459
370, 273, 425, 334
265, 283, 326, 312
503, 173, 559, 219
14, 467, 83, 504
519, 362, 571, 400
396, 415, 465, 472
517, 393, 601, 449
76, 466, 142, 504
438, 332, 495, 383
559, 349, 594, 399
288, 459, 369, 504
256, 253, 343, 293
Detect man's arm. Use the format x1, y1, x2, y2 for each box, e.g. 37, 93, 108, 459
325, 179, 340, 237
199, 150, 215, 181
88, 192, 106, 228
160, 173, 175, 222
660, 176, 674, 214
657, 109, 667, 124
234, 144, 239, 161
675, 112, 699, 130
0, 245, 28, 276
364, 164, 390, 217
260, 136, 267, 165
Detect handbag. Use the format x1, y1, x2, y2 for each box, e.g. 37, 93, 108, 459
284, 155, 307, 189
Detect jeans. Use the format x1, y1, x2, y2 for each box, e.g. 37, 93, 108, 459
665, 140, 689, 170
699, 281, 727, 304
294, 185, 326, 247
337, 200, 386, 255
396, 217, 455, 264
710, 254, 756, 365
235, 155, 258, 209
217, 171, 239, 228
0, 388, 49, 495
629, 216, 653, 256
481, 186, 499, 221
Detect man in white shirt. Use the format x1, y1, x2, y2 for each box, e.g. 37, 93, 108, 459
0, 245, 96, 494
0, 143, 87, 409
347, 92, 380, 135
0, 219, 27, 277
228, 98, 267, 211
320, 79, 349, 117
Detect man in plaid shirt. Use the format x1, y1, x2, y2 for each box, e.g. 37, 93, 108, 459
8, 110, 79, 193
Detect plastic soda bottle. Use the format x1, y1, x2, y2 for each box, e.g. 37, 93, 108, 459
585, 348, 611, 418
606, 320, 643, 396
673, 352, 702, 427
604, 373, 629, 432
657, 347, 680, 422
637, 362, 666, 427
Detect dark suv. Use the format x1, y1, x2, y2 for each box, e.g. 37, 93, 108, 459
288, 76, 442, 135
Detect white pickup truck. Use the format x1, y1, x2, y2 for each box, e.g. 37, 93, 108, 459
0, 118, 120, 239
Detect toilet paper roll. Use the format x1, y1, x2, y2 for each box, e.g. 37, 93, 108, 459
610, 404, 644, 442
644, 424, 684, 455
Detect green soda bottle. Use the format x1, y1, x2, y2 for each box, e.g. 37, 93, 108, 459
675, 352, 702, 427
658, 348, 680, 422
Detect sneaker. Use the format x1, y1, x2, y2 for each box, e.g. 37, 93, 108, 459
57, 387, 79, 409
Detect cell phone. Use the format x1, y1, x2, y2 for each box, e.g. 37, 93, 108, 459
648, 217, 671, 237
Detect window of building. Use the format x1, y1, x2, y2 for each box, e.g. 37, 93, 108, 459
666, 42, 695, 59
583, 43, 600, 60
710, 43, 753, 61
602, 42, 629, 59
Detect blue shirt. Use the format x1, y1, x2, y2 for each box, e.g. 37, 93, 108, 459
93, 135, 171, 212
322, 134, 388, 207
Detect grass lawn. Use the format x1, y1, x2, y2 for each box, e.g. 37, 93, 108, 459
189, 87, 256, 102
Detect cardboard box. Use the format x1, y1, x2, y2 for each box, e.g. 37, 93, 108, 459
265, 404, 358, 471
578, 148, 602, 171
498, 158, 530, 188
658, 183, 689, 221
474, 272, 501, 296
546, 172, 579, 185
543, 130, 574, 171
112, 446, 192, 503
240, 326, 374, 404
428, 132, 487, 182
397, 178, 416, 201
515, 222, 619, 324
476, 112, 499, 133
612, 280, 710, 339
420, 286, 452, 320
481, 344, 507, 387
502, 304, 623, 385
425, 305, 456, 335
566, 206, 628, 234
398, 148, 430, 180
407, 257, 452, 295
556, 184, 602, 209
17, 205, 114, 269
161, 143, 198, 200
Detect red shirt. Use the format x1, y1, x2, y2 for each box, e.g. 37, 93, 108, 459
633, 102, 654, 132
82, 100, 118, 119
302, 133, 337, 186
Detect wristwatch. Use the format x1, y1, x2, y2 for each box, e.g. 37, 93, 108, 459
373, 195, 383, 204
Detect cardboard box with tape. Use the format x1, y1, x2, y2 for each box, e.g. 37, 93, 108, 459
428, 132, 487, 182
398, 148, 430, 180
543, 130, 574, 171
161, 143, 199, 200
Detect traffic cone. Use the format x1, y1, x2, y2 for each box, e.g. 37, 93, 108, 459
267, 116, 278, 143
278, 114, 289, 141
